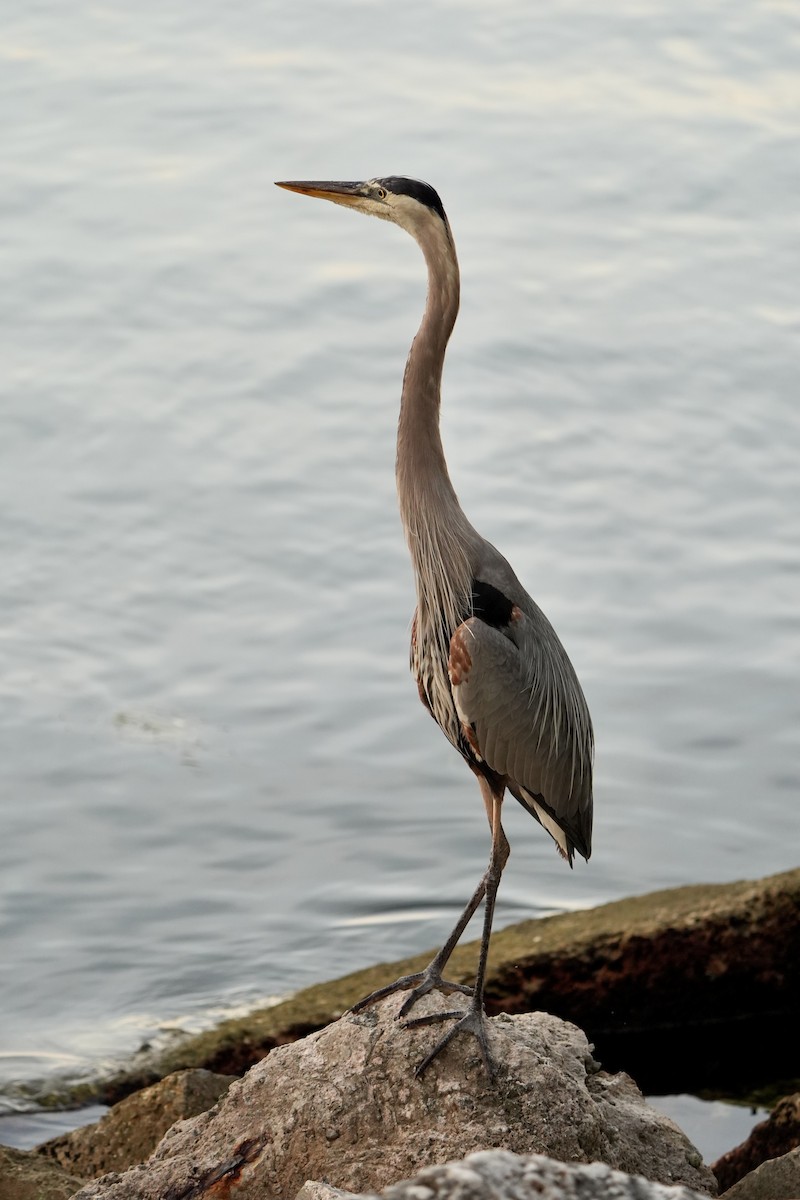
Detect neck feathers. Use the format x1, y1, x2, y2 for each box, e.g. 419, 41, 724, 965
395, 212, 477, 639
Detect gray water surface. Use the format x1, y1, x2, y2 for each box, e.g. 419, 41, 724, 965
2, 0, 799, 1123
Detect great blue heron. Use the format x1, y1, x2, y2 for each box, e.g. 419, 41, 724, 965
276, 176, 594, 1077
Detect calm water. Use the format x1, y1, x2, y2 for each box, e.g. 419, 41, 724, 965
1, 0, 798, 1135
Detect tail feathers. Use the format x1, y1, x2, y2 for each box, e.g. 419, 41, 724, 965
510, 784, 592, 866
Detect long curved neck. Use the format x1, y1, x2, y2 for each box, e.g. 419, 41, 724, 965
396, 217, 477, 625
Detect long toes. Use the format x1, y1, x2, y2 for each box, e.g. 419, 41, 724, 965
469, 1018, 495, 1079
349, 973, 424, 1014
414, 1023, 461, 1078
397, 977, 473, 1018
397, 983, 445, 1019
413, 1006, 496, 1079
350, 971, 474, 1021
476, 1035, 495, 1079
436, 980, 474, 998
397, 990, 424, 1020
402, 1009, 466, 1028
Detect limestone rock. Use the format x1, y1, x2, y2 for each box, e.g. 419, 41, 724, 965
351, 1148, 712, 1200
38, 1068, 235, 1178
713, 1094, 800, 1192
71, 993, 716, 1199
0, 1143, 86, 1200
719, 1146, 800, 1200
296, 1184, 355, 1200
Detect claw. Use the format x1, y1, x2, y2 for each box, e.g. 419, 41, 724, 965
349, 974, 420, 1015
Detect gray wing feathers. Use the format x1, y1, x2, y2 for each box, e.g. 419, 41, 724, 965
450, 614, 593, 858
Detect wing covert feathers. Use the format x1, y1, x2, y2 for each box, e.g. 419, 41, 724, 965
448, 614, 593, 862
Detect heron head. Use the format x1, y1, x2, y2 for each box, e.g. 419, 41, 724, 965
275, 176, 449, 241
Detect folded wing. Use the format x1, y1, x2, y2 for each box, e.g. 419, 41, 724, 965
449, 612, 593, 863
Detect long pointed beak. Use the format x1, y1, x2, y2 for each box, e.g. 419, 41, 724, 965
275, 180, 367, 209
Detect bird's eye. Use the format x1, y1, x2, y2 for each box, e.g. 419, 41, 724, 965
376, 187, 387, 200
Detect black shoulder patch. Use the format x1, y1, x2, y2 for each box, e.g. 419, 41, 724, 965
376, 176, 447, 223
471, 579, 514, 628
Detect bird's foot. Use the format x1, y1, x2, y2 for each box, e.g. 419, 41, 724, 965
349, 961, 473, 1020
404, 996, 495, 1079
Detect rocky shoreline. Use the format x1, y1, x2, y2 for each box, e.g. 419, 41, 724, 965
3, 867, 799, 1200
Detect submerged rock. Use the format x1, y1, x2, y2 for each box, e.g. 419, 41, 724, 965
71, 994, 716, 1200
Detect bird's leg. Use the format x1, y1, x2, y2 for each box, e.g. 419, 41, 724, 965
349, 870, 487, 1018
405, 781, 509, 1078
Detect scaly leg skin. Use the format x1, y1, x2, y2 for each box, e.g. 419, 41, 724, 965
404, 783, 509, 1080
349, 869, 488, 1018
403, 863, 501, 1080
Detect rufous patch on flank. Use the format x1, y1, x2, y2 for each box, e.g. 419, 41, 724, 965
448, 624, 473, 688
510, 604, 523, 623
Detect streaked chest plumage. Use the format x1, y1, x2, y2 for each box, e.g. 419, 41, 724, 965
410, 577, 519, 761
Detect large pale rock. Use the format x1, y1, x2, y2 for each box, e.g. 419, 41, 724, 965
300, 1148, 714, 1200
37, 1068, 235, 1178
72, 994, 716, 1199
719, 1146, 800, 1200
0, 1143, 86, 1200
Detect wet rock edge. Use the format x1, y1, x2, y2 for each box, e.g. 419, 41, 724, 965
98, 865, 800, 1104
